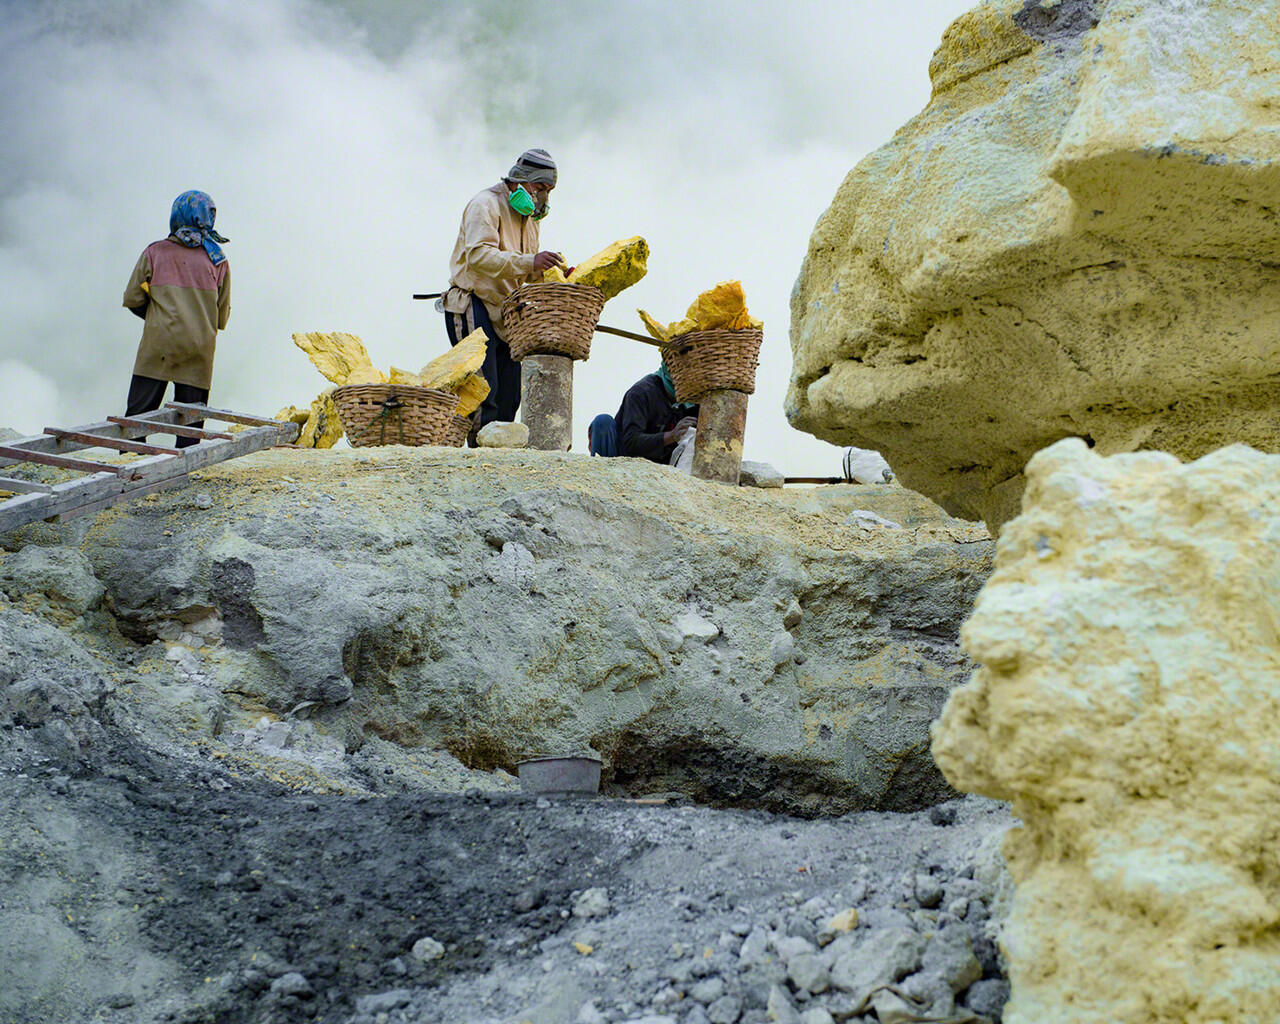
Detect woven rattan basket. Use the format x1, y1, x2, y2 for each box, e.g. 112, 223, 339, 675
500, 283, 606, 361
661, 328, 763, 403
444, 413, 472, 448
332, 384, 460, 447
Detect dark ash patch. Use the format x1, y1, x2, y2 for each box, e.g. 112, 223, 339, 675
1014, 0, 1100, 42
211, 558, 266, 650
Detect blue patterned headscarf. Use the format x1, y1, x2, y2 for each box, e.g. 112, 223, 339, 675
169, 190, 228, 266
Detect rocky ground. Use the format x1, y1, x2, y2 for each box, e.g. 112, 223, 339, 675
1, 446, 1009, 1024
2, 719, 1011, 1024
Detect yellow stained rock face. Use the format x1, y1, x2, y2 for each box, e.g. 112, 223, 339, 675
932, 439, 1280, 1024
638, 280, 762, 341
788, 0, 1280, 534
295, 390, 344, 449
292, 331, 383, 386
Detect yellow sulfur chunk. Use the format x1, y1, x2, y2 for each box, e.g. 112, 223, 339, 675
454, 373, 490, 417
566, 236, 648, 301
419, 329, 488, 390
637, 309, 671, 342
292, 331, 381, 386
637, 281, 762, 341
274, 405, 310, 425
542, 266, 568, 283
684, 280, 754, 331
296, 389, 344, 449
343, 366, 388, 386
666, 317, 698, 340
388, 366, 425, 387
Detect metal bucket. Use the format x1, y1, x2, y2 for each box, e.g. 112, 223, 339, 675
516, 755, 602, 796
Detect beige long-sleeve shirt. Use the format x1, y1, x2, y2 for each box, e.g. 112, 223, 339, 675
123, 238, 230, 389
444, 183, 541, 333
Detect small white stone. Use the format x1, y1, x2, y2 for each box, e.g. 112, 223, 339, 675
411, 936, 444, 961
843, 509, 902, 530
573, 887, 610, 918
476, 421, 529, 448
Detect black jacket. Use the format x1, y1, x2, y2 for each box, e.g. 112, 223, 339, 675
615, 374, 699, 464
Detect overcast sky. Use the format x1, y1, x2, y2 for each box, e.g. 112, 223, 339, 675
1, 0, 973, 475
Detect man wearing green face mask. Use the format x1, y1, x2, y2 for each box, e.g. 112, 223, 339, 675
442, 148, 566, 433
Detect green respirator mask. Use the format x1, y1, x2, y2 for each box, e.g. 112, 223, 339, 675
508, 185, 549, 220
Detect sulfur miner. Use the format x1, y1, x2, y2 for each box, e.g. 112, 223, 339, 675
439, 148, 567, 429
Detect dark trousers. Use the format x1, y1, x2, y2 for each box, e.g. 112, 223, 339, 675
443, 295, 521, 427
125, 374, 209, 449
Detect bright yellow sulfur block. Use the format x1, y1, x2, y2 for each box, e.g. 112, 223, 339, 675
566, 236, 649, 301
343, 366, 387, 386
292, 331, 383, 386
419, 329, 488, 390
637, 309, 671, 342
684, 280, 760, 331
637, 281, 762, 341
274, 405, 310, 425
542, 266, 568, 283
388, 366, 425, 387
296, 389, 344, 449
453, 373, 490, 417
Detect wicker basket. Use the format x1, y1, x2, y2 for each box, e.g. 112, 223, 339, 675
661, 328, 764, 403
444, 413, 472, 448
332, 384, 460, 447
500, 283, 606, 362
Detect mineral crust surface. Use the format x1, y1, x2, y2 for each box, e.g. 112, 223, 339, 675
932, 438, 1280, 1024
788, 0, 1280, 532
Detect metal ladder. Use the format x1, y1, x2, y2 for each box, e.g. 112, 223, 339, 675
0, 403, 300, 533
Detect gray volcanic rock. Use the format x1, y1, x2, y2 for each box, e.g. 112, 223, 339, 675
4, 447, 992, 814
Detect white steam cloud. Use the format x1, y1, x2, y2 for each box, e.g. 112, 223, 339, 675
0, 0, 971, 474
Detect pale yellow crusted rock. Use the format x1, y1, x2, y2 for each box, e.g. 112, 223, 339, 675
292, 331, 383, 386
788, 0, 1280, 535
295, 389, 344, 449
932, 438, 1280, 1024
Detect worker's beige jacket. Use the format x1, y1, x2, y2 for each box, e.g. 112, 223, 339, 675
123, 238, 231, 390
444, 183, 541, 333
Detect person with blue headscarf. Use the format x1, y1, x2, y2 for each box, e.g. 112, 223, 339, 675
588, 361, 698, 464
121, 190, 231, 447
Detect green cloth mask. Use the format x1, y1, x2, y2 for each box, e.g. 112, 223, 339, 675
508, 185, 536, 217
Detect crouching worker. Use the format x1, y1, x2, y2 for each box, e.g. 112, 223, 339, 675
588, 362, 698, 464
122, 190, 231, 447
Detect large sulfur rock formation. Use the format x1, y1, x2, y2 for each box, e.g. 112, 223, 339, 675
932, 438, 1280, 1024
788, 0, 1280, 532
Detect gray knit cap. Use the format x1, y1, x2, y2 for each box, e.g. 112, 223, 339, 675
506, 148, 557, 186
